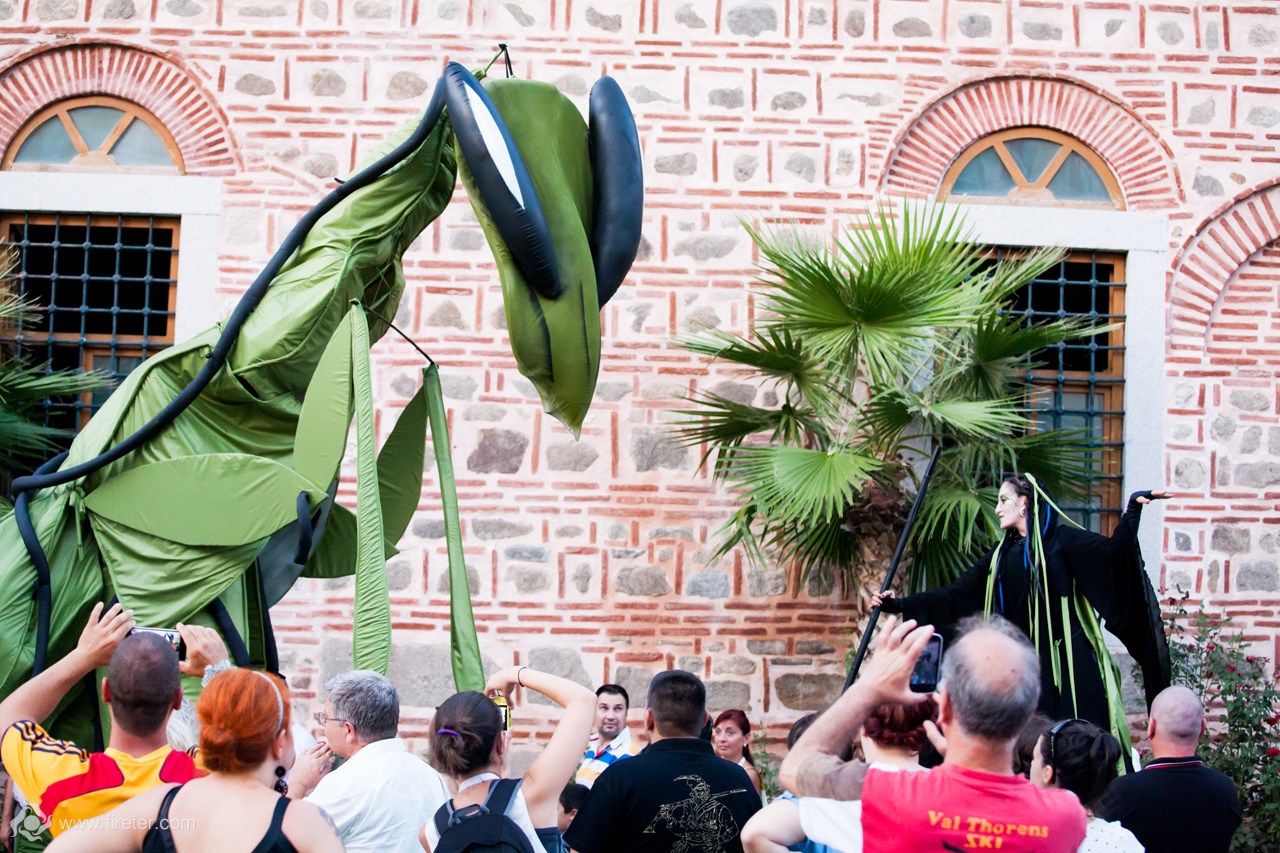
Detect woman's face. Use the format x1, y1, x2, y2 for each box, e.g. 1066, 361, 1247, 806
712, 721, 747, 761
996, 484, 1027, 531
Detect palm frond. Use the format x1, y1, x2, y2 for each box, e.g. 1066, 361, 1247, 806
907, 484, 1000, 588
722, 444, 882, 524
0, 362, 110, 405
678, 327, 836, 414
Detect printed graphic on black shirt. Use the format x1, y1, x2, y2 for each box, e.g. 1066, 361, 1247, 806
642, 774, 748, 853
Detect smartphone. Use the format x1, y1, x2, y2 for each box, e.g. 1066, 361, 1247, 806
132, 627, 187, 661
491, 692, 511, 731
910, 633, 944, 693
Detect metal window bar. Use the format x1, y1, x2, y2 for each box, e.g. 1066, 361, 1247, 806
0, 211, 177, 441
1000, 250, 1126, 534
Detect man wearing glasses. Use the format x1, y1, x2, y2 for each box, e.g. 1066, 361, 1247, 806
288, 670, 448, 853
776, 615, 1087, 853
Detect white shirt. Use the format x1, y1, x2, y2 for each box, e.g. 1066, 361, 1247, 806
798, 762, 926, 851
1079, 817, 1144, 852
305, 737, 449, 853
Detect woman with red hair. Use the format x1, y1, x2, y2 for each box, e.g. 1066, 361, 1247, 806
712, 709, 763, 796
50, 669, 342, 852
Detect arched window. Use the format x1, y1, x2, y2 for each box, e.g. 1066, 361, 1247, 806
940, 128, 1123, 209
1, 97, 180, 436
940, 129, 1126, 533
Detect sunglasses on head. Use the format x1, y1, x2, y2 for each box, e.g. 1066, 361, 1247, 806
1046, 718, 1087, 770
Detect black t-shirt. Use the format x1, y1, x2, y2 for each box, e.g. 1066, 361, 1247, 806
1094, 755, 1241, 853
563, 737, 762, 853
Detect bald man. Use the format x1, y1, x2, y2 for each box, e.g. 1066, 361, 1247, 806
774, 615, 1085, 853
1095, 685, 1241, 852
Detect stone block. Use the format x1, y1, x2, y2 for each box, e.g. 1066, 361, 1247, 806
774, 673, 843, 710
547, 443, 599, 471
386, 558, 413, 591
507, 565, 550, 594
527, 647, 592, 704
655, 153, 697, 175
467, 429, 528, 474
1234, 462, 1280, 488
616, 565, 672, 596
388, 71, 428, 100
1237, 560, 1279, 592
673, 236, 737, 261
631, 429, 689, 472
958, 14, 991, 37
321, 639, 495, 708
748, 568, 787, 597
1173, 458, 1205, 489
1211, 416, 1236, 441
412, 518, 446, 539
1228, 389, 1269, 412
705, 680, 751, 712
505, 545, 550, 562
1174, 532, 1192, 552
571, 563, 592, 593
795, 640, 836, 656
893, 17, 931, 37
615, 666, 656, 707
435, 564, 480, 596
726, 3, 777, 36
686, 571, 730, 598
678, 656, 704, 674
1211, 525, 1250, 554
1270, 427, 1280, 456
713, 656, 757, 676
747, 639, 785, 655
472, 519, 533, 540
1241, 426, 1262, 454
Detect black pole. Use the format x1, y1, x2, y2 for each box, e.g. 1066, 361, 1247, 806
842, 443, 944, 692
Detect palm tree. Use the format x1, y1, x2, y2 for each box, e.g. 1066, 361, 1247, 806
0, 252, 110, 510
674, 204, 1100, 594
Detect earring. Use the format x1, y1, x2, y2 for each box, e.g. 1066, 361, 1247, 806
1020, 509, 1026, 517
273, 765, 288, 796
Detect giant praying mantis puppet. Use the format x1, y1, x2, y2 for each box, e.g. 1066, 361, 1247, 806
0, 55, 643, 749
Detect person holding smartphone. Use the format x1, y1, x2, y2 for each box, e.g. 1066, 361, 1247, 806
420, 666, 595, 852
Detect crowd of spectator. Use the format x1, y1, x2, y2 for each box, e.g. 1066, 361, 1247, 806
0, 605, 1246, 852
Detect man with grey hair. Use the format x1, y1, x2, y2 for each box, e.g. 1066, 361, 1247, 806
288, 670, 448, 852
774, 615, 1086, 853
1095, 684, 1240, 852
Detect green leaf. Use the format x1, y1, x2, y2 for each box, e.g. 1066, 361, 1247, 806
302, 504, 399, 580
377, 377, 428, 550
83, 454, 325, 546
293, 311, 354, 488
349, 305, 391, 675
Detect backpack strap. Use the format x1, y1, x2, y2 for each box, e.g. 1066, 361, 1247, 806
482, 778, 523, 816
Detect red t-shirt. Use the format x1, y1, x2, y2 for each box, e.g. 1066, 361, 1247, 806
860, 764, 1086, 853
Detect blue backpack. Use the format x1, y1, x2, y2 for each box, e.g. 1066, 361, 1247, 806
432, 778, 538, 853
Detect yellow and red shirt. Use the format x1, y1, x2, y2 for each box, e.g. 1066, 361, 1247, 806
0, 720, 200, 836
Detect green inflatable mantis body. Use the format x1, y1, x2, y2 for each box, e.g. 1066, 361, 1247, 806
0, 57, 644, 751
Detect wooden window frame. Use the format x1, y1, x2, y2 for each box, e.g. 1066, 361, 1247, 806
2, 96, 184, 173
940, 128, 1124, 210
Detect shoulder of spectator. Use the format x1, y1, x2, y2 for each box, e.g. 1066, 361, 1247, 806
792, 753, 870, 801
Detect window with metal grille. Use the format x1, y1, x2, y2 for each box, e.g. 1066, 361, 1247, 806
1009, 251, 1125, 534
0, 212, 178, 437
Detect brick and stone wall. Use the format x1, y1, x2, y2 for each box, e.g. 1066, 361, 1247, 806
2, 1, 1278, 757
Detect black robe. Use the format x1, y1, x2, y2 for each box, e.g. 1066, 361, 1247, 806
888, 493, 1170, 727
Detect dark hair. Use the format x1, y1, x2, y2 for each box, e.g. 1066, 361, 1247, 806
786, 713, 819, 750
430, 691, 502, 778
863, 699, 938, 754
941, 615, 1040, 740
108, 632, 181, 736
1014, 713, 1054, 777
1002, 473, 1060, 544
1038, 719, 1123, 807
647, 670, 705, 737
596, 684, 630, 709
559, 782, 589, 814
198, 669, 290, 774
713, 709, 755, 767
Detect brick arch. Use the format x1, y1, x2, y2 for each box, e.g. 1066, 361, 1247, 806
0, 41, 238, 175
1169, 179, 1280, 354
879, 75, 1183, 211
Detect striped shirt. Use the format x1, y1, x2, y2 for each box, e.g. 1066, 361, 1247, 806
1, 720, 200, 836
574, 727, 641, 788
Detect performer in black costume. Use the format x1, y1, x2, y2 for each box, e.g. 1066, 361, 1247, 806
873, 474, 1172, 766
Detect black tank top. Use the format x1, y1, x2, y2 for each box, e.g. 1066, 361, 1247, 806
141, 785, 298, 853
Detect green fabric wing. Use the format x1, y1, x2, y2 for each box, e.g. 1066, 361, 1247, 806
377, 376, 428, 550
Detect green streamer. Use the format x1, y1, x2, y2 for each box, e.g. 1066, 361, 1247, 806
425, 364, 484, 693
350, 304, 391, 675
